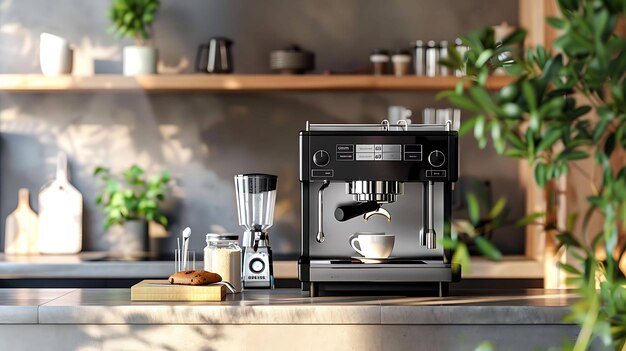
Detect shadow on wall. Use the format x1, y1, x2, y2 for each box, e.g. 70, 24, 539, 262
0, 90, 527, 256
150, 93, 365, 256
0, 92, 169, 252
0, 91, 400, 256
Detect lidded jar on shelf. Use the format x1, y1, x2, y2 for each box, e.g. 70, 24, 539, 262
204, 233, 242, 293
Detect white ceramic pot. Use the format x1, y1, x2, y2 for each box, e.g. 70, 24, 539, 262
123, 46, 157, 76
40, 33, 73, 76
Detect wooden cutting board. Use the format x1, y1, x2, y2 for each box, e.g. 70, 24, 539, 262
4, 188, 39, 254
38, 152, 83, 254
131, 280, 226, 301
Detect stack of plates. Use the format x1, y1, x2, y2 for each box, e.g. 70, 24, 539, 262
270, 45, 315, 74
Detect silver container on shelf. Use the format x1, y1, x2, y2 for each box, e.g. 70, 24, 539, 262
439, 40, 449, 76
425, 41, 439, 77
423, 108, 436, 124
455, 38, 468, 77
414, 40, 425, 76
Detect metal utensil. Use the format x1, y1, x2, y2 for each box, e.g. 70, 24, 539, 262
182, 227, 191, 270
195, 37, 234, 74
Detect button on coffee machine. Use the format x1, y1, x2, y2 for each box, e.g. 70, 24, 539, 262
299, 119, 460, 297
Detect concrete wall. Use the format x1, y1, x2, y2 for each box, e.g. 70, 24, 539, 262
0, 0, 522, 257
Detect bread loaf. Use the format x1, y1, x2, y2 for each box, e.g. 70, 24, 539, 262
168, 270, 222, 286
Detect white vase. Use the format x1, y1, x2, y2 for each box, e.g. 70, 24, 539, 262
40, 32, 73, 76
123, 46, 157, 76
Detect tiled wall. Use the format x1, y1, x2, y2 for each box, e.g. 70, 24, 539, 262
0, 0, 522, 257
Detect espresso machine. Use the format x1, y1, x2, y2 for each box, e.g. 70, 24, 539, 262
234, 174, 278, 289
299, 120, 460, 296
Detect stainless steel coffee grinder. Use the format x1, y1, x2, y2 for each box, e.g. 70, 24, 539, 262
234, 174, 278, 289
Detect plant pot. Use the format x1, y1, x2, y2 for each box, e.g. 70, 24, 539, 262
107, 220, 149, 254
123, 46, 157, 76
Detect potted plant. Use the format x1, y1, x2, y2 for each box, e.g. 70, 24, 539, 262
108, 0, 160, 76
94, 165, 171, 254
440, 0, 626, 349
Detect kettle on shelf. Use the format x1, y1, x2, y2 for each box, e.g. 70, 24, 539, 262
195, 37, 234, 74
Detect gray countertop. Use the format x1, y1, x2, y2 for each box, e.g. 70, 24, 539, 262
0, 253, 541, 279
0, 253, 298, 279
0, 288, 576, 325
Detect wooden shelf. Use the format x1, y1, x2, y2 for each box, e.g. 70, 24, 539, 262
272, 255, 542, 280
466, 255, 543, 279
0, 74, 514, 92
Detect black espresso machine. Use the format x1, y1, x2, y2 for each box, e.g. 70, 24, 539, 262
299, 120, 461, 296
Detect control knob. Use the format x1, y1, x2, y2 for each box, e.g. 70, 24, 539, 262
428, 150, 445, 167
313, 150, 330, 167
249, 258, 265, 273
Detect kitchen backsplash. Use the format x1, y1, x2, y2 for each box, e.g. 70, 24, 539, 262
0, 0, 521, 257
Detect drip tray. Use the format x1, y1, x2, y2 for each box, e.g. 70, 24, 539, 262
330, 259, 426, 264
308, 259, 460, 282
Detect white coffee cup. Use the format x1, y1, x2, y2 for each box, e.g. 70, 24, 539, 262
349, 232, 395, 258
40, 33, 73, 76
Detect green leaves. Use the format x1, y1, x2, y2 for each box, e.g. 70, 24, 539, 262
440, 1, 626, 348
475, 49, 494, 68
94, 164, 171, 229
604, 132, 616, 156
556, 231, 583, 249
522, 81, 540, 131
474, 114, 487, 148
447, 94, 482, 113
470, 86, 499, 115
451, 242, 471, 274
500, 29, 527, 47
123, 165, 145, 186
466, 193, 480, 226
488, 197, 507, 219
534, 162, 548, 187
557, 149, 589, 161
474, 236, 502, 261
501, 103, 522, 119
499, 84, 519, 102
449, 190, 507, 270
108, 0, 160, 45
474, 342, 495, 351
547, 16, 568, 29
537, 129, 562, 153
558, 261, 582, 275
93, 166, 109, 176
514, 212, 545, 227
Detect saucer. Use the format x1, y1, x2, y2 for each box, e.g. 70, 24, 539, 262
351, 256, 395, 263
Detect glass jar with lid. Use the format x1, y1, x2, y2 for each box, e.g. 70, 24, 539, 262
204, 234, 242, 293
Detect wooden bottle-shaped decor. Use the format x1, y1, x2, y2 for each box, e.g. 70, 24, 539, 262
4, 188, 39, 255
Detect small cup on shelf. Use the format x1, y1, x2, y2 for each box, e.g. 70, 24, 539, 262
391, 50, 412, 77
370, 49, 390, 75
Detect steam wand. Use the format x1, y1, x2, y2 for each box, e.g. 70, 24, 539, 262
316, 180, 330, 243
420, 181, 437, 249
